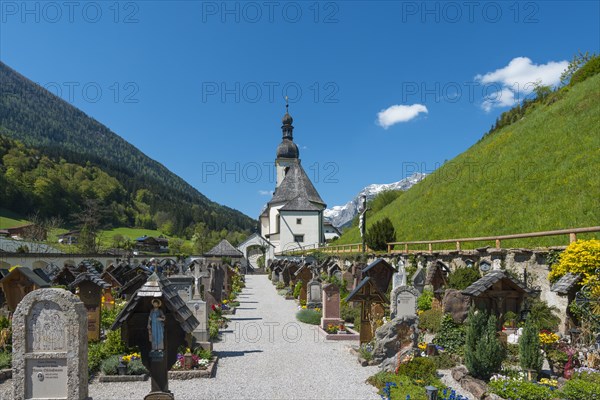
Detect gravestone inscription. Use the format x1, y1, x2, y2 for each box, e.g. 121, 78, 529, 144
390, 286, 420, 319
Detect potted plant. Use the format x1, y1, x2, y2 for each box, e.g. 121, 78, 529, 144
503, 311, 518, 333
338, 323, 346, 334
546, 348, 569, 376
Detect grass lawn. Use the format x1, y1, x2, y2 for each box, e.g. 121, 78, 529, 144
0, 208, 30, 229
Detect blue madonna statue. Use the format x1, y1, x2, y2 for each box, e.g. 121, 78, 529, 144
148, 298, 166, 352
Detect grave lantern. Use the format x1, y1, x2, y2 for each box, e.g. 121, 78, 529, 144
111, 273, 199, 399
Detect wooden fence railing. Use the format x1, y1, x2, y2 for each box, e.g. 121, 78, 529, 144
387, 226, 600, 253
275, 226, 600, 256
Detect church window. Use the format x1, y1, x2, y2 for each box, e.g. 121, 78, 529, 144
294, 235, 304, 243
296, 218, 302, 225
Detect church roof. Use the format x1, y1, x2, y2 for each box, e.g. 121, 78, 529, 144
204, 239, 244, 258
269, 163, 325, 206
279, 195, 322, 212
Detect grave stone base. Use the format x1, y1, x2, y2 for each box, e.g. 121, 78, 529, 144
144, 391, 174, 400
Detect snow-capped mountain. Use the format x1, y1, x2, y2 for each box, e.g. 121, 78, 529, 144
324, 173, 427, 228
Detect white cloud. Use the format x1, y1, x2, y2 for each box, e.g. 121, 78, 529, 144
258, 190, 273, 196
377, 104, 428, 129
475, 57, 568, 111
481, 87, 516, 112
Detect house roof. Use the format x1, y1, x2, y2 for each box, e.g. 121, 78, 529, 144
70, 272, 111, 290
279, 195, 322, 212
111, 273, 198, 334
268, 163, 325, 206
0, 238, 62, 254
462, 270, 534, 296
0, 267, 51, 287
205, 239, 244, 258
551, 273, 581, 295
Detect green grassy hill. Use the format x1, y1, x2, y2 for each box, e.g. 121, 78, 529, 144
338, 72, 600, 249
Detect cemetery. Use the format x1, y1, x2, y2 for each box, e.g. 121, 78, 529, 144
263, 237, 600, 400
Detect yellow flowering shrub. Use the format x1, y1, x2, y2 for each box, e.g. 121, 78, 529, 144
549, 239, 600, 286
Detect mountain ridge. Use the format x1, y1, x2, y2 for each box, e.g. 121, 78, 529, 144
0, 62, 254, 234
324, 173, 427, 228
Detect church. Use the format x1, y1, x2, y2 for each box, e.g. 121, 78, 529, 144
260, 105, 327, 255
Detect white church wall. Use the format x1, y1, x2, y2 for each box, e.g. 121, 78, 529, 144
279, 211, 321, 252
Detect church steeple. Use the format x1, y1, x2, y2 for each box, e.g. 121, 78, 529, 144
276, 98, 299, 159
281, 96, 294, 140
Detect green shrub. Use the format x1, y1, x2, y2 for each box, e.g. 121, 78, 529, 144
432, 314, 466, 354
341, 303, 360, 326
296, 309, 322, 325
358, 343, 373, 361
489, 378, 553, 400
572, 370, 600, 384
464, 308, 505, 380
431, 353, 457, 369
505, 343, 519, 365
88, 341, 105, 375
448, 267, 480, 290
417, 290, 433, 311
127, 359, 148, 375
277, 289, 289, 296
193, 347, 212, 360
396, 357, 438, 384
275, 281, 285, 290
100, 355, 121, 375
367, 371, 445, 400
570, 55, 600, 86
0, 351, 11, 369
560, 378, 600, 400
293, 281, 302, 298
103, 329, 126, 356
208, 319, 220, 340
519, 319, 543, 373
528, 299, 561, 332
365, 217, 395, 251
419, 308, 443, 333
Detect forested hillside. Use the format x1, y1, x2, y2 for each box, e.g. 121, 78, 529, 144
0, 62, 255, 236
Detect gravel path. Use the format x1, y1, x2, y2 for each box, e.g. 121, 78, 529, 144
1, 274, 380, 399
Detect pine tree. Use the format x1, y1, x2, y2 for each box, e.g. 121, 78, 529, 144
519, 318, 543, 374
465, 308, 505, 380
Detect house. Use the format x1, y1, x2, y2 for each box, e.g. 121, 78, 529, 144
323, 221, 342, 241
259, 105, 327, 257
4, 224, 47, 241
58, 230, 80, 245
135, 235, 169, 253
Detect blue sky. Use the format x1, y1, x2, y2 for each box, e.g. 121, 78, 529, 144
1, 1, 599, 218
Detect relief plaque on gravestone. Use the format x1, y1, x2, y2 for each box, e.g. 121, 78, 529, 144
26, 358, 68, 399
27, 301, 67, 353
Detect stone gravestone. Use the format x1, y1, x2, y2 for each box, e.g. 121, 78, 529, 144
167, 274, 194, 302
390, 286, 420, 319
13, 288, 88, 400
321, 283, 342, 330
307, 280, 322, 308
411, 263, 426, 294
392, 259, 407, 291
186, 265, 211, 350
204, 263, 224, 312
